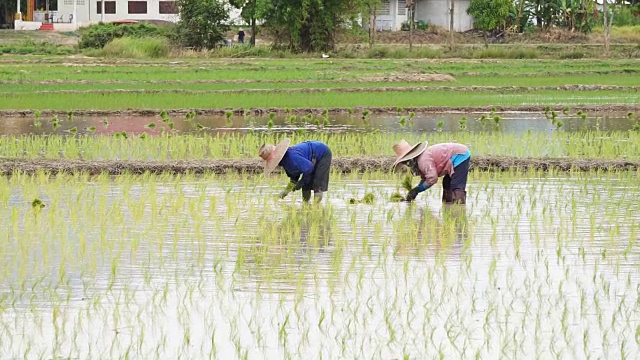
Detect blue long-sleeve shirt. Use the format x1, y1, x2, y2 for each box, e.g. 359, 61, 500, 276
279, 141, 329, 189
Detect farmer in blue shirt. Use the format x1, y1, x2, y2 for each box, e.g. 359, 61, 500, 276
259, 139, 332, 203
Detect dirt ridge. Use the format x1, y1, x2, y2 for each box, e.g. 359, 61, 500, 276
1, 156, 637, 176
1, 104, 638, 118
3, 84, 637, 97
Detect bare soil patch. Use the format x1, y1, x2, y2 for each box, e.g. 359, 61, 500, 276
1, 156, 637, 176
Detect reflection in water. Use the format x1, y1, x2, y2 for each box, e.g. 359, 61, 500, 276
0, 111, 635, 136
394, 204, 469, 260
235, 204, 335, 292
0, 175, 638, 358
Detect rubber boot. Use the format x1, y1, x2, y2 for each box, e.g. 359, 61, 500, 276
314, 191, 324, 204
451, 189, 466, 205
442, 188, 454, 203
302, 190, 312, 202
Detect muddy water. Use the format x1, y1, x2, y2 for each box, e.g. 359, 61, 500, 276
0, 111, 635, 135
0, 175, 638, 358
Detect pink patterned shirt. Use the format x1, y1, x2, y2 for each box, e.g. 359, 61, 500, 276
416, 143, 469, 188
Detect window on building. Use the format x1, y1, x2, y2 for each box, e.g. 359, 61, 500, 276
376, 0, 390, 16
159, 1, 178, 14
97, 1, 117, 14
64, 0, 85, 4
397, 0, 406, 15
128, 1, 147, 14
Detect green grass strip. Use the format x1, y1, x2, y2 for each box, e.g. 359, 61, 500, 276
2, 89, 637, 110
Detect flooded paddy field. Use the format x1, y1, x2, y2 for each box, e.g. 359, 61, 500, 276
0, 171, 638, 359
0, 111, 637, 136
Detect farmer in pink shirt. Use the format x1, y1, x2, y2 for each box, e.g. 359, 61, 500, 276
392, 140, 471, 204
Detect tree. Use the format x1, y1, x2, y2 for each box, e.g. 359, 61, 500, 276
229, 0, 258, 46
467, 0, 513, 33
256, 0, 355, 52
357, 0, 381, 48
407, 0, 415, 51
449, 0, 455, 49
603, 0, 615, 56
175, 0, 230, 50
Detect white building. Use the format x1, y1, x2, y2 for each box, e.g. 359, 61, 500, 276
59, 0, 180, 25
375, 0, 473, 32
15, 0, 242, 30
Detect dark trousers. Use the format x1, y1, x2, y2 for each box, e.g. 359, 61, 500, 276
443, 157, 470, 191
442, 157, 470, 204
302, 149, 332, 201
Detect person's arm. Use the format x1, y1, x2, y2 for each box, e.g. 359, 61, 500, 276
406, 180, 430, 202
406, 162, 437, 202
293, 159, 314, 190
279, 181, 297, 199
279, 154, 314, 197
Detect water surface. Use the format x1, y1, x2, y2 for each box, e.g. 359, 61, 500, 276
0, 111, 635, 136
0, 174, 638, 358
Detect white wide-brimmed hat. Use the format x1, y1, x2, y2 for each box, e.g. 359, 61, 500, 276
259, 138, 291, 176
391, 139, 428, 171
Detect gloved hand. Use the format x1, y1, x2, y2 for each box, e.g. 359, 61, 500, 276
405, 188, 419, 202
279, 190, 290, 199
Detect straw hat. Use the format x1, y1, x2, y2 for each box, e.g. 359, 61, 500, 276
391, 139, 428, 171
259, 138, 291, 176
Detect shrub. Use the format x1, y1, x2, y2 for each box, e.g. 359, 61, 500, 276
0, 40, 75, 55
175, 0, 229, 50
613, 7, 640, 26
366, 46, 390, 58
78, 22, 174, 49
100, 37, 170, 58
559, 50, 585, 59
412, 47, 441, 59
474, 47, 538, 59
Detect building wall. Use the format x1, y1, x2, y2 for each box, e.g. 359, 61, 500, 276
416, 0, 472, 32
57, 0, 180, 26
376, 0, 409, 31
375, 0, 473, 32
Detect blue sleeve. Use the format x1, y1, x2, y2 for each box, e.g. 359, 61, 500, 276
416, 180, 430, 193
288, 152, 314, 190
296, 157, 315, 189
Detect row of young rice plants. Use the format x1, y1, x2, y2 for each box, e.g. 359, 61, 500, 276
1, 131, 639, 160
1, 58, 638, 82
3, 75, 639, 93
2, 89, 638, 111
0, 169, 637, 358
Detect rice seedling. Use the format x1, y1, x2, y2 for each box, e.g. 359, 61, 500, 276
0, 130, 638, 161
459, 116, 468, 131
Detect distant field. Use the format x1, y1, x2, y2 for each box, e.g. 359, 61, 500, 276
1, 58, 639, 111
